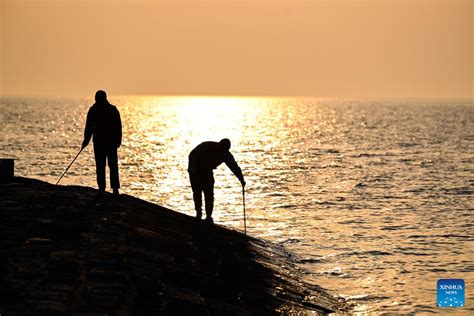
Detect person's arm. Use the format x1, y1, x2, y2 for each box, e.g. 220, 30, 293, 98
82, 107, 94, 149
224, 152, 245, 186
116, 108, 122, 148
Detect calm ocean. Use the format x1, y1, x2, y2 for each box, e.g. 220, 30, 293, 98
1, 96, 473, 314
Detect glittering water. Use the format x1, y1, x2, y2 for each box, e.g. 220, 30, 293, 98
1, 96, 473, 314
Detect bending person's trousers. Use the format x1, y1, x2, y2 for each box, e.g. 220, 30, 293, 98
189, 171, 214, 217
94, 143, 120, 190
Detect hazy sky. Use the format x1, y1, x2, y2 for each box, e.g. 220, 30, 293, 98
1, 0, 472, 99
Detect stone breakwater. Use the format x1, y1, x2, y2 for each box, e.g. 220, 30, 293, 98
0, 177, 350, 314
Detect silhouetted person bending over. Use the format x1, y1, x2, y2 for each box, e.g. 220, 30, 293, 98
82, 90, 122, 195
188, 139, 246, 222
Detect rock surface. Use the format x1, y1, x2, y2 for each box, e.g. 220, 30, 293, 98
0, 177, 349, 314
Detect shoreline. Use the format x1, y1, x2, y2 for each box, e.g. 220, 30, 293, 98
0, 177, 350, 314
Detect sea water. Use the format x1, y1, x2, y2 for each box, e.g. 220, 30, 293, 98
1, 96, 472, 314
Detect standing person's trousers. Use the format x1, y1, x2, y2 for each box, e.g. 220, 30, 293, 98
189, 171, 214, 217
94, 143, 120, 190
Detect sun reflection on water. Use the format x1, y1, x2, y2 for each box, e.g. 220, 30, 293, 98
119, 96, 274, 220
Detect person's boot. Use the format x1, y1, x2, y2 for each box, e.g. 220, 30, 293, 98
113, 188, 119, 195
204, 216, 214, 224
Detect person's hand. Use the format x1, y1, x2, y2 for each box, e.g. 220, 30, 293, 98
241, 179, 246, 188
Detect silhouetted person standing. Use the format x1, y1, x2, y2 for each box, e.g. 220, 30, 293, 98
188, 139, 245, 222
82, 90, 122, 195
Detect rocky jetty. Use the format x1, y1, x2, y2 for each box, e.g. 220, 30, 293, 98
0, 177, 349, 314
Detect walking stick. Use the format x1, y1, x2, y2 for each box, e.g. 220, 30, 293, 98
243, 186, 247, 235
56, 147, 84, 185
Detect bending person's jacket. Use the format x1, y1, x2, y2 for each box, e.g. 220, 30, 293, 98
188, 141, 244, 182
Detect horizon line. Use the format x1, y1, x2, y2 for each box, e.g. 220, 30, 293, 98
0, 93, 472, 103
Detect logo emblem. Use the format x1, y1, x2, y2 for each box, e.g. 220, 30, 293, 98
437, 279, 464, 307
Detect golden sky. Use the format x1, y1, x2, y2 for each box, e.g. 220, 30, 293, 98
1, 0, 472, 99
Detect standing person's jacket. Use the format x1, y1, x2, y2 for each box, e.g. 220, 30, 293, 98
83, 101, 122, 147
188, 141, 244, 182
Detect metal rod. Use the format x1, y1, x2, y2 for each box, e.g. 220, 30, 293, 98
56, 148, 83, 185
243, 186, 247, 235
